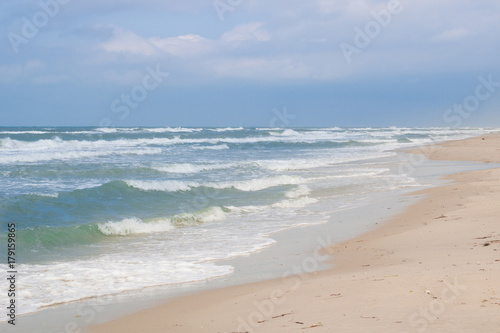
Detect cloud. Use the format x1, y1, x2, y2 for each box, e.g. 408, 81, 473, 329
3, 0, 500, 88
432, 28, 471, 42
100, 26, 158, 56
317, 0, 371, 16
99, 22, 271, 59
221, 22, 271, 42
0, 59, 45, 83
150, 34, 212, 57
210, 51, 347, 81
99, 27, 212, 58
213, 57, 311, 79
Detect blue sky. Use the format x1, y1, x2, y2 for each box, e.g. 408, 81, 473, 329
1, 0, 499, 127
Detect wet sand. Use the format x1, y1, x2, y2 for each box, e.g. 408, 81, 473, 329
88, 133, 500, 333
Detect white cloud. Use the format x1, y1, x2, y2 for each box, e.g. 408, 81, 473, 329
210, 52, 347, 80
432, 28, 471, 42
317, 0, 371, 16
150, 34, 212, 57
99, 22, 270, 59
0, 60, 45, 83
221, 22, 271, 42
100, 26, 158, 56
100, 26, 212, 57
15, 0, 498, 86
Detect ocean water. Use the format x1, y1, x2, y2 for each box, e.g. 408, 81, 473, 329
0, 126, 494, 315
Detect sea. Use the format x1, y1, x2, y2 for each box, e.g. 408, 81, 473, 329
0, 126, 495, 315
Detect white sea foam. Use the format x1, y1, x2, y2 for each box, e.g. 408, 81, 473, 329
191, 144, 229, 150
207, 127, 244, 132
2, 126, 496, 316
212, 175, 305, 192
61, 130, 97, 134
98, 208, 227, 236
143, 127, 203, 133
98, 217, 175, 236
226, 198, 316, 214
226, 189, 317, 214
308, 169, 390, 181
0, 148, 162, 164
280, 129, 303, 136
95, 128, 118, 133
153, 163, 234, 174
255, 127, 283, 131
316, 127, 343, 131
270, 129, 302, 136
5, 258, 234, 315
28, 192, 59, 198
170, 207, 227, 225
116, 127, 141, 131
3, 128, 475, 157
0, 137, 163, 152
256, 159, 332, 171
125, 175, 305, 193
0, 131, 355, 151
285, 184, 311, 198
0, 130, 47, 134
125, 180, 199, 192
91, 128, 141, 133
273, 196, 318, 208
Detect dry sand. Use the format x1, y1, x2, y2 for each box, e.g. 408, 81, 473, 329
88, 133, 500, 333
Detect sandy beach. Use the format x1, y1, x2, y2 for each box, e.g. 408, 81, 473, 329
88, 133, 500, 333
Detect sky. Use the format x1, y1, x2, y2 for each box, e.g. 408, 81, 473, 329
1, 0, 500, 127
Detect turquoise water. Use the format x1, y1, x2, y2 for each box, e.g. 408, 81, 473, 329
0, 126, 494, 314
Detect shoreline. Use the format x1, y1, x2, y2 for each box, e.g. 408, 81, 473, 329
86, 132, 500, 332
3, 153, 436, 332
